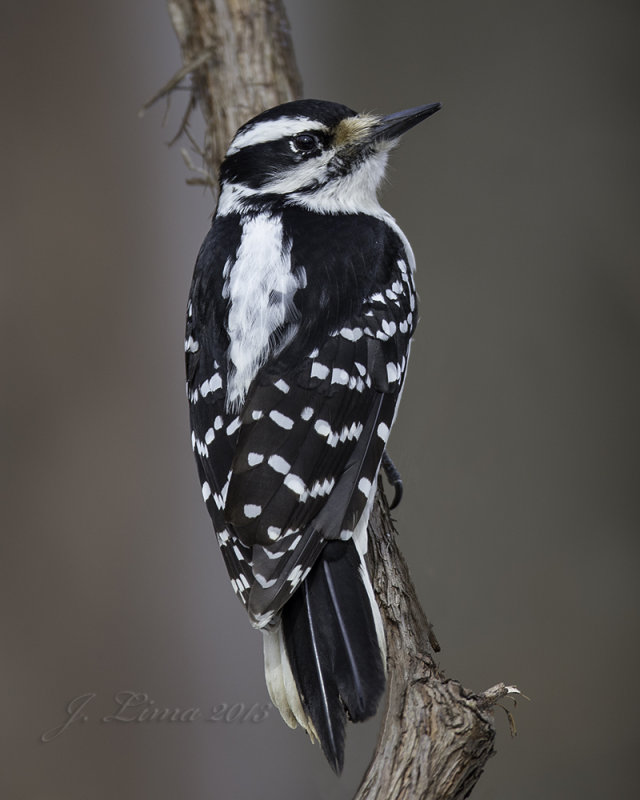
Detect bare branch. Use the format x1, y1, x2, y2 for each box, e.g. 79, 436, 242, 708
357, 488, 513, 799
166, 0, 302, 199
140, 48, 215, 114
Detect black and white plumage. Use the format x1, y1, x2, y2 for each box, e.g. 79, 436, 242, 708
185, 98, 440, 772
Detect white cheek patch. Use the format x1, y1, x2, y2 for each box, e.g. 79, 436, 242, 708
293, 150, 390, 216
261, 151, 334, 195
216, 151, 332, 216
227, 117, 329, 155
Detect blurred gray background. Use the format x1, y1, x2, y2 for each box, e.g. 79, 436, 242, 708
2, 1, 639, 798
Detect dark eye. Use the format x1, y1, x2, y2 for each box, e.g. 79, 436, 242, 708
292, 134, 318, 153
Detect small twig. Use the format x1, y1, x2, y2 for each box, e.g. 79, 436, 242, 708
180, 147, 214, 188
139, 48, 214, 116
478, 683, 526, 738
477, 683, 524, 708
167, 93, 197, 146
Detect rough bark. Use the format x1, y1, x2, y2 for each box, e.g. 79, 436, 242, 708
160, 0, 302, 198
157, 2, 517, 797
358, 487, 518, 799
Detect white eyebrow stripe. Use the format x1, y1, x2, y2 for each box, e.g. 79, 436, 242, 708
226, 117, 329, 155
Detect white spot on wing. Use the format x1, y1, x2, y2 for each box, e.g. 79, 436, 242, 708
382, 320, 397, 336
194, 437, 208, 457
284, 474, 307, 499
386, 362, 399, 383
269, 410, 294, 430
200, 373, 222, 396
244, 504, 262, 519
286, 564, 311, 589
262, 547, 285, 560
268, 454, 291, 474
254, 572, 277, 589
252, 610, 276, 628
311, 362, 330, 380
331, 368, 349, 385
339, 326, 363, 341
314, 419, 331, 437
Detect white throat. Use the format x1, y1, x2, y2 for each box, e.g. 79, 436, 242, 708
291, 150, 390, 215
216, 149, 390, 218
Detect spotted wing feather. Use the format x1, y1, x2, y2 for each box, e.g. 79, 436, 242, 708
224, 255, 415, 624
186, 221, 257, 607
187, 210, 416, 623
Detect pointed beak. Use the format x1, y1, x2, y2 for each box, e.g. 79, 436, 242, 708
370, 102, 442, 143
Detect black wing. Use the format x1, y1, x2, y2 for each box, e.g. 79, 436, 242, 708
187, 210, 417, 627
224, 220, 417, 625
186, 217, 257, 605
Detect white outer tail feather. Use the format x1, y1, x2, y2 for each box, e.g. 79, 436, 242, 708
261, 478, 386, 741
352, 480, 387, 671
263, 623, 318, 742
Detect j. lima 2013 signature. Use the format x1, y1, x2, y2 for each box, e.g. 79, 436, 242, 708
40, 691, 272, 742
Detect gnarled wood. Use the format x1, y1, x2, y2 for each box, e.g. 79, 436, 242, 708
357, 488, 515, 799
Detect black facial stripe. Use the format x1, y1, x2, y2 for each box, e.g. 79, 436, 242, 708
221, 141, 293, 188
221, 131, 334, 190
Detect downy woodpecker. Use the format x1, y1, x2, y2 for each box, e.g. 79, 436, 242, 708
185, 98, 441, 772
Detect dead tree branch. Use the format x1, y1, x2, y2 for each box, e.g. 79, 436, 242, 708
162, 0, 302, 197
160, 2, 516, 796
358, 487, 519, 799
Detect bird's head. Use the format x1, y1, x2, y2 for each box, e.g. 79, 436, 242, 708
217, 99, 441, 216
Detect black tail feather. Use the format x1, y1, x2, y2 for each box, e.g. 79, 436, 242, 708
281, 540, 385, 773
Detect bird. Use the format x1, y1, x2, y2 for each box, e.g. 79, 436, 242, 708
185, 98, 441, 772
